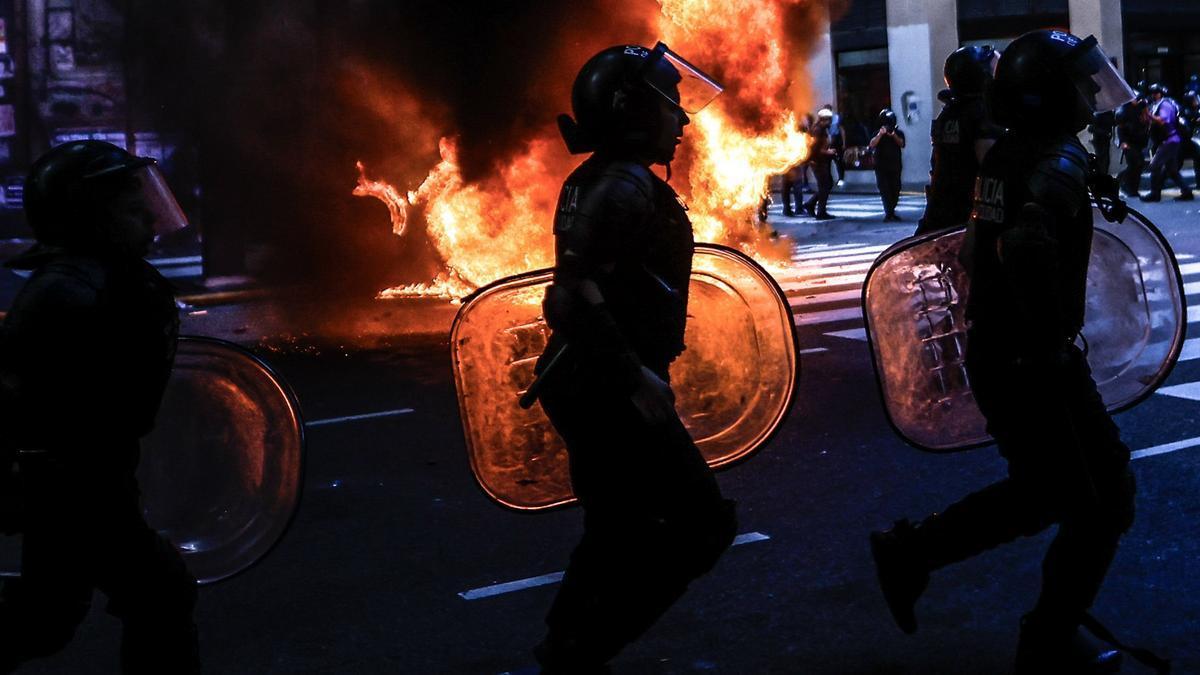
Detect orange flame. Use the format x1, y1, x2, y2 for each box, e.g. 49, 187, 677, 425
356, 0, 814, 299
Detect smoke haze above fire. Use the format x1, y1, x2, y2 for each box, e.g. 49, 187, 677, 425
126, 0, 842, 299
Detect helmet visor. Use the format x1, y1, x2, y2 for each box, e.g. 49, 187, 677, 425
1067, 36, 1136, 113
132, 162, 189, 238
645, 42, 724, 114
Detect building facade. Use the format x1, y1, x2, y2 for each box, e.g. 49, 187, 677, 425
807, 0, 1200, 187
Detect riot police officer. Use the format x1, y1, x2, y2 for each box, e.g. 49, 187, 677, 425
0, 141, 198, 673
1089, 109, 1115, 174
1178, 90, 1200, 188
870, 31, 1144, 673
1143, 83, 1194, 201
869, 108, 906, 221
916, 45, 1001, 236
531, 43, 737, 673
804, 108, 838, 220
1116, 97, 1151, 197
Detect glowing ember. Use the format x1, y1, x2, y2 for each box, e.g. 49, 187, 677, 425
355, 0, 815, 299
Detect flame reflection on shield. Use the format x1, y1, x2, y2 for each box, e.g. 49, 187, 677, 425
452, 244, 800, 511
864, 207, 1186, 452
138, 336, 305, 584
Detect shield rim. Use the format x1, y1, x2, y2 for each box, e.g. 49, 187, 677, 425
450, 242, 801, 512
861, 206, 1186, 454
169, 335, 307, 585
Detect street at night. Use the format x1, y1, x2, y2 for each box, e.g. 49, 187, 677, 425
10, 189, 1197, 674
1, 1, 1198, 673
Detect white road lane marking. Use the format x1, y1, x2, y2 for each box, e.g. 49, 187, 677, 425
160, 265, 203, 278
789, 289, 862, 307
825, 327, 869, 341
799, 347, 830, 355
459, 532, 772, 601
1155, 381, 1200, 401
784, 274, 868, 290
793, 252, 882, 267
306, 408, 416, 427
780, 261, 874, 277
1180, 337, 1200, 362
149, 255, 204, 266
1131, 436, 1200, 460
794, 306, 862, 327
791, 243, 882, 259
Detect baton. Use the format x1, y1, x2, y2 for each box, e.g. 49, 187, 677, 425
518, 343, 570, 409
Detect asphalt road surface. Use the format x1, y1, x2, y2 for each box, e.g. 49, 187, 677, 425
15, 188, 1200, 674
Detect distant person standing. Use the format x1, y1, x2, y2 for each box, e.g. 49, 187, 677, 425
781, 114, 812, 217
869, 108, 906, 221
804, 108, 838, 220
1115, 98, 1150, 197
1143, 83, 1194, 201
819, 104, 847, 184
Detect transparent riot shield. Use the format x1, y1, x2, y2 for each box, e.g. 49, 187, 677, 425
864, 207, 1186, 451
452, 244, 799, 511
137, 336, 305, 583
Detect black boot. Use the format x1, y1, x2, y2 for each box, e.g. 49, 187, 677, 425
870, 520, 929, 634
1015, 614, 1123, 675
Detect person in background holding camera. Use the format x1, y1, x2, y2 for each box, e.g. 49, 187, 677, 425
869, 108, 906, 222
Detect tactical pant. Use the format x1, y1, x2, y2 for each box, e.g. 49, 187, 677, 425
539, 372, 737, 667
1092, 137, 1111, 177
874, 168, 902, 217
0, 456, 199, 674
1182, 138, 1200, 189
806, 163, 834, 217
1149, 141, 1191, 197
781, 165, 808, 214
913, 340, 1135, 631
1118, 146, 1147, 195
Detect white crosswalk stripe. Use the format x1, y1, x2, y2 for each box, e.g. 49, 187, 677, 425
765, 194, 925, 221
148, 255, 203, 279
778, 240, 1200, 365
776, 240, 874, 335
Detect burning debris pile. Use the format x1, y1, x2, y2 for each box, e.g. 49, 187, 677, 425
355, 0, 825, 301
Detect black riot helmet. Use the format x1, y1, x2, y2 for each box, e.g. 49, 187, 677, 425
878, 108, 898, 131
24, 140, 188, 253
987, 30, 1135, 135
557, 42, 723, 157
944, 45, 998, 96
1147, 82, 1167, 99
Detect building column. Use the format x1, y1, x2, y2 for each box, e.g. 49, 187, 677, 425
807, 26, 837, 112
885, 0, 959, 186
1070, 0, 1125, 174
1069, 0, 1125, 73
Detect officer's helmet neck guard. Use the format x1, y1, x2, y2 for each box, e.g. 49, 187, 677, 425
989, 30, 1134, 136
558, 42, 723, 157
24, 140, 188, 254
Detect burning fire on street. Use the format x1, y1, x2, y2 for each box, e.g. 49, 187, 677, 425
353, 0, 820, 301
